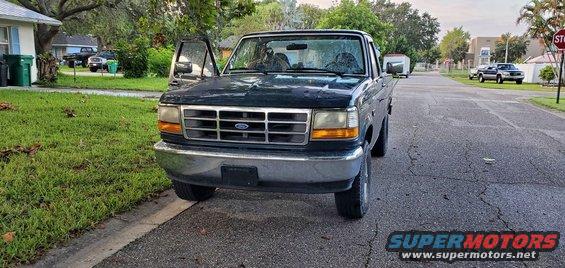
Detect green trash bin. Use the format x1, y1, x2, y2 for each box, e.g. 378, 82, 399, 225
107, 60, 118, 74
5, 55, 34, 86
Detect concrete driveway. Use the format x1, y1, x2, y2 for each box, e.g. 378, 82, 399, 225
99, 72, 564, 267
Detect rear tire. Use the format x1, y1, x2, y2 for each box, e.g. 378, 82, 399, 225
469, 75, 473, 80
68, 61, 75, 68
335, 142, 372, 219
172, 180, 216, 201
516, 80, 523, 84
497, 76, 504, 84
479, 74, 485, 83
371, 114, 389, 157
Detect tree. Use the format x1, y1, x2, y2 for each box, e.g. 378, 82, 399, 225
317, 0, 391, 51
517, 0, 564, 75
14, 0, 113, 80
439, 27, 470, 64
539, 65, 556, 84
222, 1, 285, 37
63, 0, 147, 50
372, 0, 440, 53
419, 46, 441, 66
153, 0, 255, 45
492, 33, 530, 63
296, 4, 325, 29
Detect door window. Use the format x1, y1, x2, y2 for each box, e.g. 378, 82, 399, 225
176, 41, 215, 78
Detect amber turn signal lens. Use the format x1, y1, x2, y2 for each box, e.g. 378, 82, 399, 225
311, 127, 359, 140
158, 121, 182, 134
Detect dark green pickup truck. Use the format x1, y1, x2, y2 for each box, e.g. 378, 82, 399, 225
154, 30, 396, 219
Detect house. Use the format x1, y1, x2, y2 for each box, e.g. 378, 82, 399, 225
218, 36, 240, 59
466, 36, 546, 67
51, 32, 98, 60
0, 0, 61, 83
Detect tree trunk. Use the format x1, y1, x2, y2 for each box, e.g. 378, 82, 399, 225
34, 24, 60, 82
97, 36, 104, 51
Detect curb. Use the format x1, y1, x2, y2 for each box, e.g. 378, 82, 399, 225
33, 190, 195, 268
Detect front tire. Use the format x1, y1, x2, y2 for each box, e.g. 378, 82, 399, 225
172, 180, 216, 201
335, 142, 372, 219
371, 114, 389, 157
516, 80, 523, 84
89, 67, 99, 72
497, 76, 504, 84
479, 74, 485, 83
469, 75, 473, 80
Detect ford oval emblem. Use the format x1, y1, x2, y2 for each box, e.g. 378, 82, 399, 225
235, 123, 249, 130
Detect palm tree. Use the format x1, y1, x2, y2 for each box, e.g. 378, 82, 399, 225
517, 0, 564, 74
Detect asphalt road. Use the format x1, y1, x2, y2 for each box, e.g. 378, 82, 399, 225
99, 73, 564, 268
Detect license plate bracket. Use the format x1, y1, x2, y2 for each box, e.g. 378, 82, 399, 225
221, 166, 258, 187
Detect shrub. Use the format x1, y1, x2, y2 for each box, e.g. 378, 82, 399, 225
539, 65, 556, 84
148, 46, 174, 77
216, 56, 229, 71
116, 37, 149, 78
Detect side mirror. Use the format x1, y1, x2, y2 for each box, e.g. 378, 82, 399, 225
386, 62, 394, 74
175, 62, 193, 74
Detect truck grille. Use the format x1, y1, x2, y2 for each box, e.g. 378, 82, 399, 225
181, 105, 311, 145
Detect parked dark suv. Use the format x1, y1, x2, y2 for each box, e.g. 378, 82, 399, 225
477, 63, 525, 84
154, 30, 396, 219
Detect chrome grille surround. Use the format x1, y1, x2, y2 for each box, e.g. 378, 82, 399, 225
181, 105, 312, 145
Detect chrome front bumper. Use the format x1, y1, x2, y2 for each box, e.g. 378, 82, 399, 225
502, 74, 524, 80
154, 141, 364, 193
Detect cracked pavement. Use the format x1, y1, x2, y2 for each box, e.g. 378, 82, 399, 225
98, 73, 564, 267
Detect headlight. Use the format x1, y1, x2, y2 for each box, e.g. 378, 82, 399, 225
158, 105, 181, 134
311, 108, 359, 140
502, 71, 510, 75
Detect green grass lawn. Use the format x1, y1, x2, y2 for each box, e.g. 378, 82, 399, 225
0, 90, 169, 265
49, 74, 168, 92
442, 72, 554, 92
530, 97, 565, 112
58, 66, 91, 73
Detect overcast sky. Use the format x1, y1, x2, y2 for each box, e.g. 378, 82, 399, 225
297, 0, 530, 39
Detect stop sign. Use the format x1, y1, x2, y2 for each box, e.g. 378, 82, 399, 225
554, 29, 565, 50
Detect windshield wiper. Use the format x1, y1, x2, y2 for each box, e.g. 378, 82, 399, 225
286, 68, 345, 77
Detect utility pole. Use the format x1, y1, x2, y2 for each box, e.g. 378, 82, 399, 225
504, 38, 509, 63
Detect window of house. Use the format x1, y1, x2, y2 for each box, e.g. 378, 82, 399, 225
0, 27, 9, 59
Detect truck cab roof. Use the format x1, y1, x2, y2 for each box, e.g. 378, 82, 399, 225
241, 29, 371, 37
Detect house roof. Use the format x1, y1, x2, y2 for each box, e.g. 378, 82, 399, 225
218, 36, 240, 49
0, 0, 61, 26
52, 32, 98, 47
525, 52, 563, 64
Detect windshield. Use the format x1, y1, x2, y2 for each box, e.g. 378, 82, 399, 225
225, 35, 366, 76
497, 64, 517, 70
98, 51, 115, 59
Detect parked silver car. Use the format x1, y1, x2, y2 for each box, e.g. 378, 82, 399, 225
468, 64, 488, 80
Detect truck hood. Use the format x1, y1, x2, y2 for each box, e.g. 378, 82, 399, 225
160, 74, 365, 108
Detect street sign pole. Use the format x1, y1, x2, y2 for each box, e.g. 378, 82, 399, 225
558, 52, 563, 104
553, 29, 565, 104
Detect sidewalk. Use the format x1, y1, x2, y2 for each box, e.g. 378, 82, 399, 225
1, 86, 163, 99
60, 70, 124, 77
